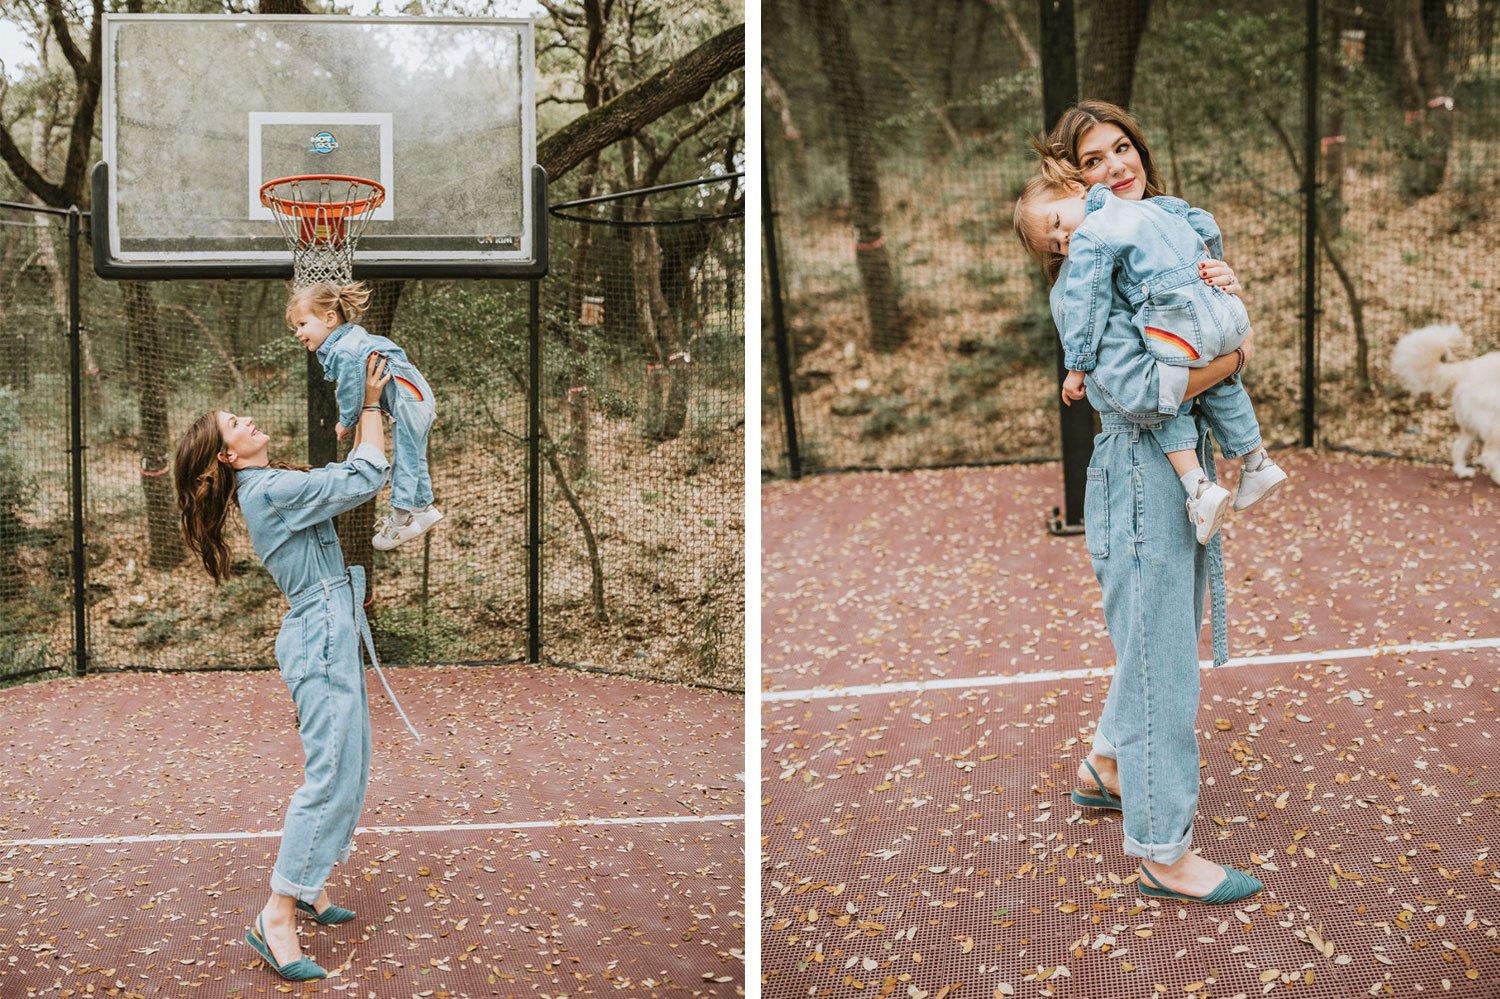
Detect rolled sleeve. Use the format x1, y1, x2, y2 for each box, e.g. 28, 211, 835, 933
1155, 361, 1191, 416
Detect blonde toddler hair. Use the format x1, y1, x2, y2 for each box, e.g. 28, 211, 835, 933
285, 281, 372, 328
1013, 153, 1086, 283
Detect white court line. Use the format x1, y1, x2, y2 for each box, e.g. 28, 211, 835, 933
1, 813, 742, 849
761, 636, 1500, 702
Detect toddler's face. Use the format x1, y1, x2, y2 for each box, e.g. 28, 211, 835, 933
1037, 188, 1089, 257
290, 307, 341, 352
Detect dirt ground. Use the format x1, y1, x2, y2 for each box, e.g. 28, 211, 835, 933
766, 165, 1499, 472
8, 396, 745, 692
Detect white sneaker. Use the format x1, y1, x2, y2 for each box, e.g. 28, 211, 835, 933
372, 505, 444, 551
1234, 455, 1288, 511
1186, 479, 1232, 545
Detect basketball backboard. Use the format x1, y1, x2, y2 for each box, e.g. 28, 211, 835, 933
96, 14, 544, 279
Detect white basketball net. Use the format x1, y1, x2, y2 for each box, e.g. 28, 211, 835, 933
260, 176, 385, 289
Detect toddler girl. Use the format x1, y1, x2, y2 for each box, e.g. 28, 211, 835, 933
286, 282, 442, 550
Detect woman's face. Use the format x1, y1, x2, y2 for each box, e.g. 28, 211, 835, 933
216, 410, 270, 468
1076, 123, 1146, 201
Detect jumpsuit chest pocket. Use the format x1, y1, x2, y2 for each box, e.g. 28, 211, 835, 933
1084, 466, 1109, 559
314, 519, 339, 548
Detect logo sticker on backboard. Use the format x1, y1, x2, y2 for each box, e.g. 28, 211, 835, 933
308, 131, 338, 154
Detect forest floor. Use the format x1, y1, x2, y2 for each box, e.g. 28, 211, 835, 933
766, 165, 1500, 473
5, 395, 745, 692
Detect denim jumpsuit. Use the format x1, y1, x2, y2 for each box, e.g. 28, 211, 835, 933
235, 442, 420, 904
1056, 184, 1264, 463
316, 324, 437, 511
1052, 253, 1230, 866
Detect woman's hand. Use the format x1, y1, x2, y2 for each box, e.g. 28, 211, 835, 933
1199, 258, 1241, 297
1238, 327, 1254, 365
364, 353, 391, 407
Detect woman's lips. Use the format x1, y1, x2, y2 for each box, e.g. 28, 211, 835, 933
1112, 178, 1136, 192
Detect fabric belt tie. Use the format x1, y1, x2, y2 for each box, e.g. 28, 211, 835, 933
289, 565, 423, 743
1096, 411, 1229, 666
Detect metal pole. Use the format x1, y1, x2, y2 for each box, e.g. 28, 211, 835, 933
1302, 0, 1320, 448
67, 207, 88, 677
1039, 0, 1089, 535
761, 137, 802, 479
526, 279, 541, 664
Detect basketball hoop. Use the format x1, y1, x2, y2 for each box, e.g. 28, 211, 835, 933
259, 175, 386, 288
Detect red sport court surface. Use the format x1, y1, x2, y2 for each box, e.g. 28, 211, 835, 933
762, 451, 1500, 999
0, 665, 744, 997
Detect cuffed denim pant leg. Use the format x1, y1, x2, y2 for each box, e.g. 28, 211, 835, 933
1193, 377, 1263, 459
390, 392, 436, 511
270, 581, 372, 903
1085, 416, 1211, 865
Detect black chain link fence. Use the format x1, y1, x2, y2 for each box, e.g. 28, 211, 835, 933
0, 179, 743, 691
763, 0, 1500, 477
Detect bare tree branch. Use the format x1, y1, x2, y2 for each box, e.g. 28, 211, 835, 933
537, 23, 743, 180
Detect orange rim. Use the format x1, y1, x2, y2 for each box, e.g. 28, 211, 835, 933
259, 175, 386, 219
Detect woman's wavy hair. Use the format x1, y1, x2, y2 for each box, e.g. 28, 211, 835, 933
1040, 99, 1167, 200
173, 412, 305, 583
285, 280, 372, 329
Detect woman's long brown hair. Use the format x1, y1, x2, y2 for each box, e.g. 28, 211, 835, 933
1040, 99, 1167, 199
173, 412, 308, 582
174, 412, 237, 583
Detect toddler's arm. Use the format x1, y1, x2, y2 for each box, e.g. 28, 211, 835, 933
1054, 229, 1116, 373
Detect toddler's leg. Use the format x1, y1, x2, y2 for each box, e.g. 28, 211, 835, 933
1194, 377, 1288, 511
1152, 413, 1230, 546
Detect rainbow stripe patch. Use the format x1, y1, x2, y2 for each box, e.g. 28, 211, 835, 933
1144, 326, 1199, 361
393, 375, 424, 401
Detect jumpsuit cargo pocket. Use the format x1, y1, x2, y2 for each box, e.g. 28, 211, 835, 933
1084, 466, 1109, 559
275, 617, 308, 683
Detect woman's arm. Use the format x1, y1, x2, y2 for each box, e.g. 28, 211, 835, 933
264, 356, 393, 532
1183, 351, 1242, 401
1085, 318, 1249, 421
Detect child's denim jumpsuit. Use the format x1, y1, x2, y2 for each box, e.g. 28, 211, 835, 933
234, 442, 420, 904
316, 324, 437, 512
1054, 253, 1232, 866
1055, 184, 1263, 462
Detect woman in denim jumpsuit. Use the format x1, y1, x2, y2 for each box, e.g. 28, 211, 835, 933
1041, 100, 1265, 904
174, 355, 414, 979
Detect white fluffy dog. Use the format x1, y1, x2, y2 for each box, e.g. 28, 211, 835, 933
1391, 324, 1500, 484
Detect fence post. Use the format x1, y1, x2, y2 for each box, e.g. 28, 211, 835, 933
67, 207, 89, 678
526, 279, 541, 664
1038, 0, 1088, 535
761, 137, 802, 479
1302, 0, 1319, 448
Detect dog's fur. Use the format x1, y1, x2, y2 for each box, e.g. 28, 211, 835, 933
1391, 324, 1500, 484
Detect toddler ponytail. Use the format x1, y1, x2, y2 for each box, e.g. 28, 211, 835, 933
285, 281, 372, 328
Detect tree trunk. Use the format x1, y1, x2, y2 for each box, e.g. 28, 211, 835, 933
565, 163, 600, 480
120, 282, 184, 569
1080, 0, 1151, 108
799, 0, 906, 351
0, 226, 27, 390
1393, 0, 1452, 198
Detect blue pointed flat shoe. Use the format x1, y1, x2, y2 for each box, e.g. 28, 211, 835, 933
1070, 759, 1123, 811
1138, 863, 1264, 905
246, 914, 327, 981
297, 899, 357, 925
